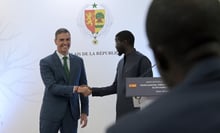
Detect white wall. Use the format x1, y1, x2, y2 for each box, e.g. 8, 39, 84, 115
0, 0, 157, 133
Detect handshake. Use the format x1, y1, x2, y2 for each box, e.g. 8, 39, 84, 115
74, 85, 92, 96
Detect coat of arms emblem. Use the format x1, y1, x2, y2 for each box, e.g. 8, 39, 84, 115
78, 3, 112, 44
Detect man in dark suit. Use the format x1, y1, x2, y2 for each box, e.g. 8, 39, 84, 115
77, 30, 153, 120
107, 0, 220, 132
39, 28, 89, 133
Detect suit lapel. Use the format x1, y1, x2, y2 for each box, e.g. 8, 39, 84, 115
69, 54, 75, 82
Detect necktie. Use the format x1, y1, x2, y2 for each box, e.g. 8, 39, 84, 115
63, 56, 70, 80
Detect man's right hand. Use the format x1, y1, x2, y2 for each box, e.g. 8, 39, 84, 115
77, 85, 92, 96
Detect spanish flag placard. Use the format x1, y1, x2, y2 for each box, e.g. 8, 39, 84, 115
128, 83, 137, 88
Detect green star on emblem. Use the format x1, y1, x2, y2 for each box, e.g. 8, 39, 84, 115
92, 3, 97, 8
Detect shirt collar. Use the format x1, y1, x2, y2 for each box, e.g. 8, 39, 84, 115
56, 51, 69, 60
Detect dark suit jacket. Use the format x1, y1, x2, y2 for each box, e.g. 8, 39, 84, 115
40, 51, 88, 122
92, 50, 153, 120
107, 57, 220, 133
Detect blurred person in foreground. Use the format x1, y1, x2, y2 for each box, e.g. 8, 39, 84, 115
107, 0, 220, 132
77, 30, 153, 121
39, 28, 88, 133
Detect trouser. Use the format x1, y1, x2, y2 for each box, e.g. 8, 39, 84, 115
40, 105, 78, 133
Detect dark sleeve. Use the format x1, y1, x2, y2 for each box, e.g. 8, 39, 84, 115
80, 93, 89, 115
139, 56, 153, 77
91, 73, 118, 97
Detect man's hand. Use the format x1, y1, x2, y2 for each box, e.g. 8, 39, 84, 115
80, 113, 88, 128
77, 85, 92, 96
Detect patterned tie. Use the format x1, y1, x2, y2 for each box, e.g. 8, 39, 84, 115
63, 56, 70, 80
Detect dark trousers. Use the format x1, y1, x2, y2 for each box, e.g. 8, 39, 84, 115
40, 105, 78, 133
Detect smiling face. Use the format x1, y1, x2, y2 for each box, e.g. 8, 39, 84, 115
55, 32, 71, 55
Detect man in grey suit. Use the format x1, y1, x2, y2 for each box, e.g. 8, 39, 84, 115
39, 28, 89, 133
77, 30, 153, 120
107, 0, 220, 133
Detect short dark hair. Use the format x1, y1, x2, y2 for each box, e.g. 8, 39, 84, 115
146, 0, 220, 58
55, 28, 70, 39
116, 30, 135, 46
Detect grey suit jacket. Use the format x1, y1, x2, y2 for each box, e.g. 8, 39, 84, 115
39, 51, 88, 121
